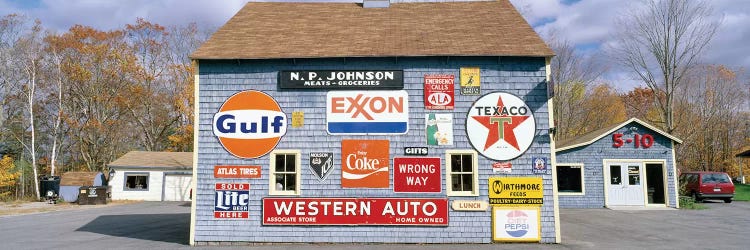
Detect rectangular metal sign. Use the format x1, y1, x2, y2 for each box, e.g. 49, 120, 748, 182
492, 207, 541, 242
489, 177, 543, 205
326, 91, 409, 134
424, 74, 455, 109
403, 147, 428, 156
262, 198, 449, 226
279, 70, 404, 89
393, 157, 441, 193
214, 183, 250, 219
460, 67, 481, 95
341, 140, 390, 188
214, 166, 261, 179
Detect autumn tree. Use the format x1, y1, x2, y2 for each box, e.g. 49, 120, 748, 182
611, 0, 720, 133
546, 32, 606, 140
0, 155, 20, 200
621, 87, 664, 123
578, 84, 628, 134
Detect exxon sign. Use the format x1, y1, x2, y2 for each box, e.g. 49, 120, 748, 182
326, 90, 409, 134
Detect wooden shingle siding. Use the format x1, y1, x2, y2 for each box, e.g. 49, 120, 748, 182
195, 56, 555, 243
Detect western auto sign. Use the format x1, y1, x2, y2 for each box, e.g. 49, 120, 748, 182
341, 139, 390, 188
466, 92, 536, 161
279, 70, 404, 89
327, 91, 409, 134
214, 183, 250, 219
393, 157, 441, 193
492, 207, 541, 242
309, 152, 334, 181
214, 165, 261, 179
424, 74, 454, 110
262, 198, 448, 226
489, 177, 543, 205
213, 90, 287, 159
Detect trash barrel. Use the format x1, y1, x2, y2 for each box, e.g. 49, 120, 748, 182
38, 176, 61, 202
647, 187, 655, 203
78, 186, 109, 205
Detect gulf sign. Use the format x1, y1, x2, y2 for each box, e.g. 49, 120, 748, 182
326, 91, 409, 134
393, 157, 441, 193
214, 183, 250, 219
263, 198, 448, 226
492, 207, 541, 242
424, 74, 454, 110
341, 139, 390, 188
213, 90, 287, 159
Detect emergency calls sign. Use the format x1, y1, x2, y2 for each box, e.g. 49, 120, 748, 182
214, 183, 250, 219
341, 139, 390, 188
489, 177, 543, 205
326, 91, 409, 134
262, 198, 448, 226
393, 157, 441, 193
214, 165, 261, 179
424, 74, 454, 110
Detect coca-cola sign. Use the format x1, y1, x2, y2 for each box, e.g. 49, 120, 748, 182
263, 198, 448, 226
341, 139, 390, 188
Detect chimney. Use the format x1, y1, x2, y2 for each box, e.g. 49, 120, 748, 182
363, 0, 390, 8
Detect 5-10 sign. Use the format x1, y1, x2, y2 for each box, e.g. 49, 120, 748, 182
612, 133, 654, 148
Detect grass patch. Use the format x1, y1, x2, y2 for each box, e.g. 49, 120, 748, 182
734, 184, 750, 201
679, 196, 708, 210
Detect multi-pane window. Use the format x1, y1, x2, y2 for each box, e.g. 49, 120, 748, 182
556, 164, 584, 195
446, 150, 478, 196
269, 150, 300, 195
124, 173, 149, 191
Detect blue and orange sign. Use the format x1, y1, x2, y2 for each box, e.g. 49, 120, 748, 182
213, 90, 287, 159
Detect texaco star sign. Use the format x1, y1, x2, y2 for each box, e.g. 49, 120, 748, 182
465, 92, 536, 161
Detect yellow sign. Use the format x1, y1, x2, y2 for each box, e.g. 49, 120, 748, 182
292, 111, 304, 128
488, 177, 543, 206
459, 67, 480, 95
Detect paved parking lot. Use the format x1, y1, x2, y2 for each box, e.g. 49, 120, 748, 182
0, 201, 747, 249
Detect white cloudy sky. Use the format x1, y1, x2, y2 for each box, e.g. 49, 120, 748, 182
1, 0, 748, 90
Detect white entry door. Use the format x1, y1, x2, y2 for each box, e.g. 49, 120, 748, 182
607, 162, 645, 206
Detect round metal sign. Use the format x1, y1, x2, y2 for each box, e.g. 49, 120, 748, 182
465, 92, 536, 161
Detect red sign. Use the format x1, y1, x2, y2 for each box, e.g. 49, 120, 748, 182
341, 140, 390, 188
214, 165, 261, 178
612, 133, 654, 148
424, 74, 455, 110
393, 157, 441, 193
262, 198, 448, 226
214, 183, 250, 219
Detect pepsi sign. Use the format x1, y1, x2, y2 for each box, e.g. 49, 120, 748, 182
492, 207, 540, 242
326, 91, 409, 134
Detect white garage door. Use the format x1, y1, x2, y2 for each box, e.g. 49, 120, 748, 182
163, 174, 192, 201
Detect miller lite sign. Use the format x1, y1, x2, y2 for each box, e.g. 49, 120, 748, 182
326, 91, 409, 134
341, 139, 390, 188
213, 90, 287, 159
214, 183, 250, 219
466, 92, 535, 161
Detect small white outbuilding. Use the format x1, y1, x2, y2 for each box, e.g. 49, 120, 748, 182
108, 151, 193, 201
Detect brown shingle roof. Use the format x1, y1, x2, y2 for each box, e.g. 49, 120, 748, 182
60, 172, 100, 186
191, 1, 554, 59
108, 151, 193, 170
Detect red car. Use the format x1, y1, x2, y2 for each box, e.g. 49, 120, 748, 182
680, 171, 735, 203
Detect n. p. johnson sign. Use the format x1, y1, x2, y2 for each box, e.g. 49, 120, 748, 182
279, 70, 404, 89
262, 198, 448, 226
